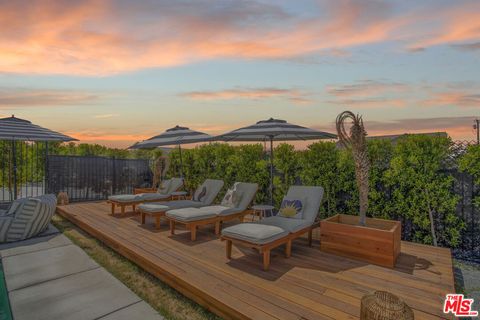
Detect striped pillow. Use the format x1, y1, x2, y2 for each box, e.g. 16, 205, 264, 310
4, 194, 57, 242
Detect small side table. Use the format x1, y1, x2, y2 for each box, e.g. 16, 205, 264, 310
171, 191, 188, 200
251, 205, 275, 221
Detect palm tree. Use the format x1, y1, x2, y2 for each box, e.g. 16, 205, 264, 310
336, 111, 370, 226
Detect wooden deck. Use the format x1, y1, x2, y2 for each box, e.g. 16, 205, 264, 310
57, 202, 455, 320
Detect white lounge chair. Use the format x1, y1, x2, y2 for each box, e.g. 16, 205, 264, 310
166, 182, 258, 241
108, 178, 183, 215
137, 179, 224, 229
221, 186, 324, 270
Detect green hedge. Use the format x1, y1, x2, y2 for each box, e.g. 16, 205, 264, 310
167, 136, 470, 247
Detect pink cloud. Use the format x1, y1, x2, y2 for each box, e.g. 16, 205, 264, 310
326, 80, 408, 98
0, 87, 97, 108
423, 92, 480, 108
0, 1, 478, 76
326, 80, 408, 108
0, 0, 408, 75
408, 2, 480, 51
181, 87, 312, 104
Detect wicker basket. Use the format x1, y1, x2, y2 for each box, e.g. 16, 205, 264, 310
361, 291, 414, 320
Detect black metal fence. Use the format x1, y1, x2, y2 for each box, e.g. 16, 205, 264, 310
451, 169, 479, 261
0, 141, 47, 207
46, 155, 153, 202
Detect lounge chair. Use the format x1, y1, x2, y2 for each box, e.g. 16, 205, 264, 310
221, 186, 324, 271
165, 182, 258, 241
137, 179, 224, 229
107, 177, 183, 215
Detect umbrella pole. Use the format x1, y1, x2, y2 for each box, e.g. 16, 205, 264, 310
269, 137, 274, 205
178, 145, 184, 179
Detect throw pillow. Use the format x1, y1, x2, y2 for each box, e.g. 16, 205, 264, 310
278, 198, 304, 219
158, 180, 171, 194
221, 188, 235, 207
193, 186, 207, 202
231, 190, 243, 208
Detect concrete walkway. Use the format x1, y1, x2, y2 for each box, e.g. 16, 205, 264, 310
0, 225, 163, 320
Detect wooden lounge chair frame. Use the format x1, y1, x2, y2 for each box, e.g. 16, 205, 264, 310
108, 188, 183, 215
139, 207, 168, 229
168, 209, 255, 241
108, 196, 175, 216
221, 221, 319, 271
137, 195, 194, 229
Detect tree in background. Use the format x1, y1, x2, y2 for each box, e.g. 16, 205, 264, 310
385, 135, 462, 247
459, 144, 480, 208
299, 141, 340, 217
273, 143, 300, 206
367, 139, 394, 219
229, 144, 269, 204
50, 142, 155, 159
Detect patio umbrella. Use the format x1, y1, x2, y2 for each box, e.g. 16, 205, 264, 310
0, 115, 77, 200
214, 118, 337, 204
0, 115, 77, 141
129, 125, 212, 178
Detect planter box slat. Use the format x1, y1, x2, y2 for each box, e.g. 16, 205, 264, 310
321, 233, 394, 255
320, 214, 401, 268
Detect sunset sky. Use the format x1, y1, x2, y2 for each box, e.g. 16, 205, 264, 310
0, 0, 479, 148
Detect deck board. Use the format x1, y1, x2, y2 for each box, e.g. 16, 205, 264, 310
57, 202, 455, 320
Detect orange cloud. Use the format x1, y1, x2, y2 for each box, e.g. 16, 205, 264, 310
181, 87, 312, 104
329, 98, 406, 108
0, 88, 97, 108
1, 1, 478, 76
0, 0, 405, 75
93, 113, 119, 119
408, 3, 480, 50
327, 80, 408, 98
63, 130, 150, 148
423, 92, 480, 108
326, 80, 408, 108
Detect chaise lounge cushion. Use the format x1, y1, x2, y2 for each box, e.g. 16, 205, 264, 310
137, 179, 225, 214
109, 192, 170, 203
108, 177, 184, 203
258, 216, 311, 233
165, 207, 218, 222
222, 223, 288, 245
138, 200, 204, 213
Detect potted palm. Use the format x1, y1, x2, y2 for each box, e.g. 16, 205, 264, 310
320, 111, 401, 268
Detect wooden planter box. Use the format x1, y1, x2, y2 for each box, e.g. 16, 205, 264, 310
320, 214, 401, 268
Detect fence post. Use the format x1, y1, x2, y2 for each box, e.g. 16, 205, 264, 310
12, 140, 17, 200
44, 141, 49, 194
111, 156, 116, 196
